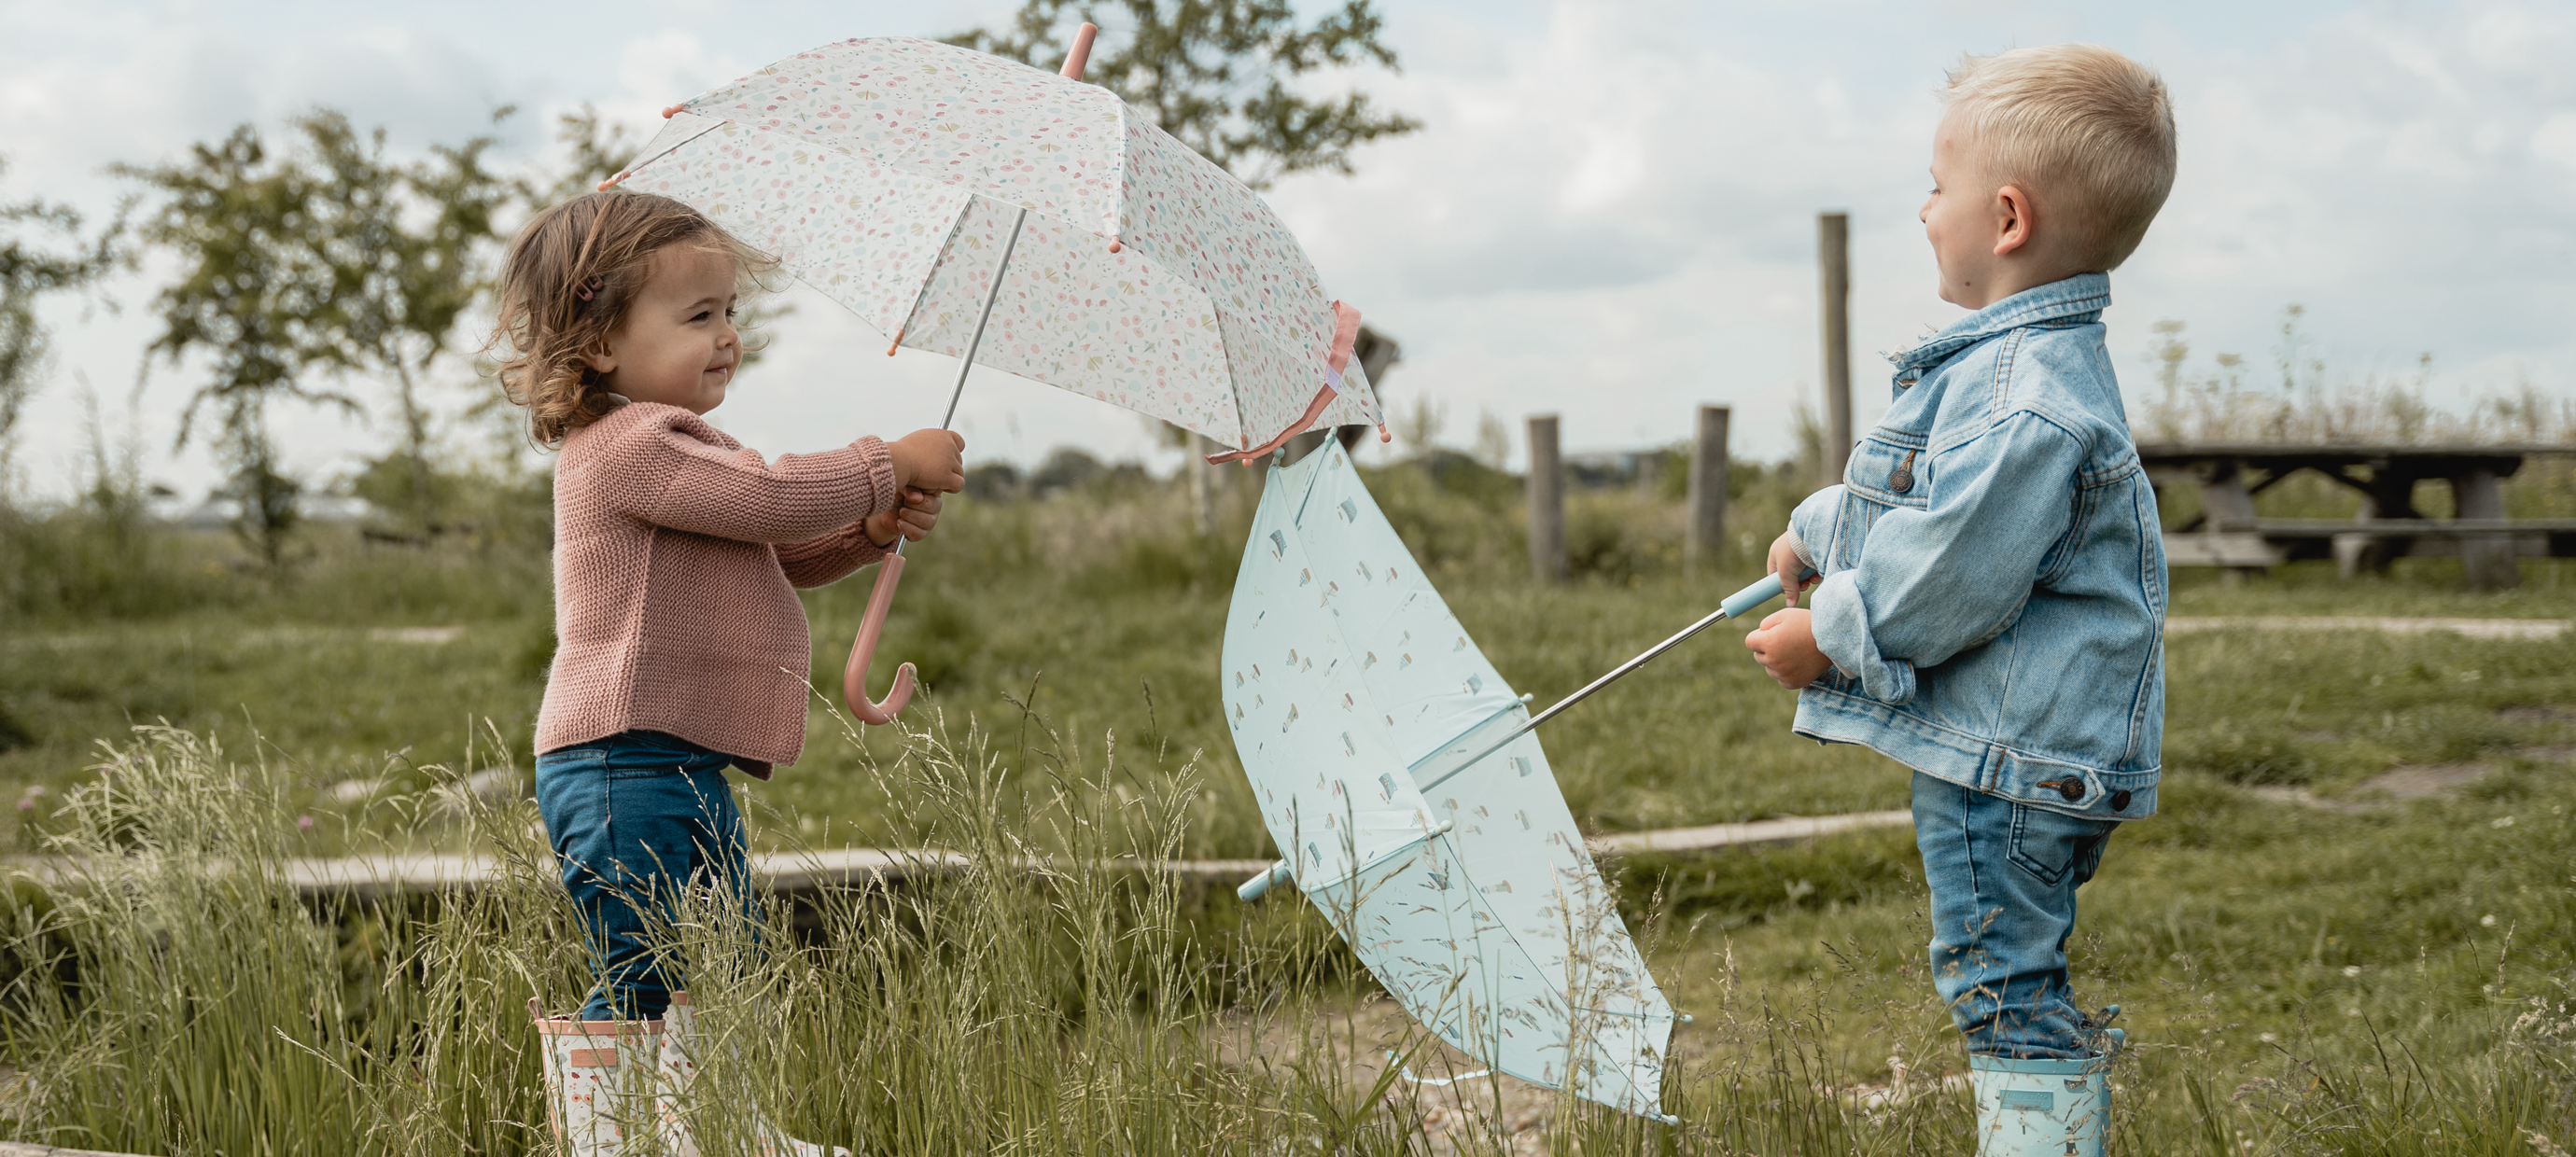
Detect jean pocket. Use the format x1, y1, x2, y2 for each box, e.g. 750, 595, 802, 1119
2007, 803, 2112, 887
604, 763, 688, 781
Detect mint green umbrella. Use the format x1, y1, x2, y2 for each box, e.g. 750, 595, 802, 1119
1217, 441, 1711, 1120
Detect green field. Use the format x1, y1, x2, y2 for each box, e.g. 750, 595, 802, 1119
0, 455, 2571, 1151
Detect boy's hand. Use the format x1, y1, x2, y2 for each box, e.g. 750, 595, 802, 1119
865, 488, 942, 548
889, 429, 967, 495
1745, 608, 1832, 690
1767, 532, 1821, 607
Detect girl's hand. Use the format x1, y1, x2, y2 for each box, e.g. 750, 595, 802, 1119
890, 429, 966, 495
866, 488, 943, 548
1767, 531, 1821, 607
1745, 608, 1832, 690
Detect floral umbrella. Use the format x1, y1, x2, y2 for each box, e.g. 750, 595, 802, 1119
605, 32, 1384, 722
609, 34, 1383, 460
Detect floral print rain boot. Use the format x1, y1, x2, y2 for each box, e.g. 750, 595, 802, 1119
529, 997, 659, 1156
659, 990, 851, 1157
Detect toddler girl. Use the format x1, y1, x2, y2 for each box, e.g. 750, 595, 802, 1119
493, 189, 963, 1154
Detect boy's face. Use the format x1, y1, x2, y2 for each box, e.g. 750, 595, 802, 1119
1919, 108, 2012, 309
592, 244, 742, 415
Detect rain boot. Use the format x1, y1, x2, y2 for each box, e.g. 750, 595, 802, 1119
659, 991, 851, 1157
1968, 1052, 2112, 1157
529, 997, 659, 1156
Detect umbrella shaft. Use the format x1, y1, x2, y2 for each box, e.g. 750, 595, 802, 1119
903, 204, 1030, 561
937, 204, 1031, 432
1417, 604, 1739, 793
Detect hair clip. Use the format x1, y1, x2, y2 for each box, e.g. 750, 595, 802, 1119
574, 276, 603, 303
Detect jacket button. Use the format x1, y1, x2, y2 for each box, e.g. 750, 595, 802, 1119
2109, 789, 2132, 812
2038, 777, 2085, 802
1887, 449, 1917, 495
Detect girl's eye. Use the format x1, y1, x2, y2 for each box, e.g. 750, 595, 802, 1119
691, 310, 713, 323
724, 307, 738, 321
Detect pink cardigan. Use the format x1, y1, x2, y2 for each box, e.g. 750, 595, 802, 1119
536, 401, 899, 776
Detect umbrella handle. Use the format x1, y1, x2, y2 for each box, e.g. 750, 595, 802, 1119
1236, 859, 1291, 902
841, 554, 917, 726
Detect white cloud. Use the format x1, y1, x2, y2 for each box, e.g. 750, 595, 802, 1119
7, 0, 2576, 500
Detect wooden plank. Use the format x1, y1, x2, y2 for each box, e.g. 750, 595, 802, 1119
2163, 533, 2285, 567
1588, 810, 1912, 856
2167, 616, 2569, 641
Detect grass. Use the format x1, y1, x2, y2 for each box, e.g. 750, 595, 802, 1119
0, 450, 2572, 1151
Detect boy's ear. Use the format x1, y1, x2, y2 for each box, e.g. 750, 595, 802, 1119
1993, 185, 2035, 258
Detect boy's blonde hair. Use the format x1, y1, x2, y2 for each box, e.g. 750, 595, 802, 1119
488, 191, 777, 445
1943, 44, 2177, 271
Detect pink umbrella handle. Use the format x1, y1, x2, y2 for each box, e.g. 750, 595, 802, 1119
841, 553, 917, 725
1060, 22, 1098, 79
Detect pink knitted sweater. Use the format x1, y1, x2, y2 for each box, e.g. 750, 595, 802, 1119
536, 401, 899, 776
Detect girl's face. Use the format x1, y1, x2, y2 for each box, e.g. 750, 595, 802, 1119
590, 244, 741, 415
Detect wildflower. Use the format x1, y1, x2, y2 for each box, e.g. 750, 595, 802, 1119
297, 815, 315, 831
2482, 913, 2499, 927
2258, 1032, 2277, 1043
2342, 965, 2362, 978
2491, 815, 2515, 829
13, 800, 29, 814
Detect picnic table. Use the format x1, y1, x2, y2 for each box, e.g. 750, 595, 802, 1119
2139, 442, 2576, 591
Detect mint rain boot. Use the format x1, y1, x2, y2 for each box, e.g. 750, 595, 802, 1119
529, 997, 659, 1156
659, 991, 851, 1157
1968, 1048, 2115, 1157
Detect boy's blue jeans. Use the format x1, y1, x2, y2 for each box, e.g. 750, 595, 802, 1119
535, 731, 753, 1023
1913, 772, 2118, 1059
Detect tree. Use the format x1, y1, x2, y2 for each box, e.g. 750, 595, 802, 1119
952, 0, 1421, 189
0, 158, 119, 471
298, 110, 518, 536
118, 124, 357, 574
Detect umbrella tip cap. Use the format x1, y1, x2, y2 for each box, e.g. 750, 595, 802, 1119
661, 104, 686, 118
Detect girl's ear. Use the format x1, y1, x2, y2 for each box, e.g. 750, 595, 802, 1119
581, 338, 619, 379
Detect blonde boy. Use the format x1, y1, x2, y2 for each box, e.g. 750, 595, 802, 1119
1744, 44, 2176, 1157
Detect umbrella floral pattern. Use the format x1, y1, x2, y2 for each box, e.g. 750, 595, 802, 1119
617, 36, 1379, 452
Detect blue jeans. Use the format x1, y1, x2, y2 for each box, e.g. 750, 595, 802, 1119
536, 731, 753, 1022
1913, 772, 2118, 1059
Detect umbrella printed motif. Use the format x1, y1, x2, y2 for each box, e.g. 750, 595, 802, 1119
1222, 441, 1676, 1122
612, 36, 1382, 455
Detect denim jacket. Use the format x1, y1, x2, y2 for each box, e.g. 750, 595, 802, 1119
1786, 273, 2165, 821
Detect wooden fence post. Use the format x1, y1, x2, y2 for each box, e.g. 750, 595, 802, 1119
1527, 415, 1565, 585
1819, 212, 1853, 486
1687, 405, 1730, 578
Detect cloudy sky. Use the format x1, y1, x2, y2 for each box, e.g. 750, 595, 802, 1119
4, 0, 2570, 500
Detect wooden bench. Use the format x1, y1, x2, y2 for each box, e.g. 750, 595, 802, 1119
2139, 443, 2576, 590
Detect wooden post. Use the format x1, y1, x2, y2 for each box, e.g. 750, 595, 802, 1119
2453, 467, 2518, 591
1818, 212, 1853, 486
1527, 415, 1565, 585
1687, 405, 1730, 578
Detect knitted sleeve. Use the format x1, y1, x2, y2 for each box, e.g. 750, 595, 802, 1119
600, 408, 900, 544
776, 522, 892, 588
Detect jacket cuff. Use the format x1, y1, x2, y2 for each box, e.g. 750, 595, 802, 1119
1808, 571, 1917, 704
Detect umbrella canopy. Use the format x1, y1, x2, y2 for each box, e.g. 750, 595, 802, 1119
611, 35, 1381, 455
1221, 441, 1675, 1122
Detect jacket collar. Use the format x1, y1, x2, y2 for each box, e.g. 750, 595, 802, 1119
1889, 272, 2111, 374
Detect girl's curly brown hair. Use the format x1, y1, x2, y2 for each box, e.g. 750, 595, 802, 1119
488, 191, 778, 445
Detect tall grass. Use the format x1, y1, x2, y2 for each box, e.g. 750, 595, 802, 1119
0, 719, 2566, 1154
